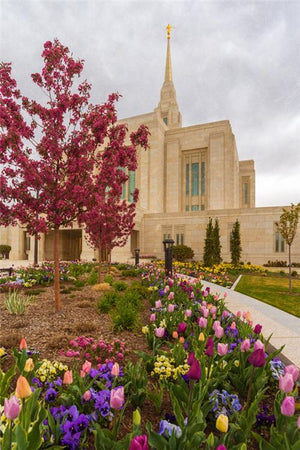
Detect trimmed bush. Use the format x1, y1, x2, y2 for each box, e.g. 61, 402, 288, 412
0, 244, 11, 259
172, 245, 194, 262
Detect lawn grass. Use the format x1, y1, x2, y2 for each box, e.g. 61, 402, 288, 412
235, 275, 300, 318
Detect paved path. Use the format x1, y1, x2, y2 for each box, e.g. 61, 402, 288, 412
198, 279, 300, 368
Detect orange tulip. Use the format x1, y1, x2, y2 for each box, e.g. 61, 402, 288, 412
172, 331, 178, 339
179, 336, 185, 344
19, 338, 27, 350
63, 370, 73, 385
16, 375, 32, 398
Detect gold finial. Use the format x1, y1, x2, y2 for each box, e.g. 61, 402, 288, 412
166, 24, 172, 39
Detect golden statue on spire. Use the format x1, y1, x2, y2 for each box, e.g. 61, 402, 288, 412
166, 24, 172, 39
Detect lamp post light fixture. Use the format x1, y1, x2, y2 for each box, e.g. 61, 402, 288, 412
134, 248, 140, 267
163, 238, 174, 277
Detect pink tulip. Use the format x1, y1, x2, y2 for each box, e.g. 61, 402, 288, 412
164, 285, 170, 293
111, 362, 120, 376
202, 301, 207, 307
189, 292, 195, 299
222, 310, 229, 318
217, 343, 228, 356
168, 278, 174, 287
198, 317, 207, 328
215, 326, 224, 339
210, 306, 217, 315
298, 416, 300, 429
214, 295, 219, 301
230, 322, 236, 330
254, 339, 265, 352
281, 396, 295, 416
168, 304, 175, 313
155, 327, 165, 337
185, 309, 192, 317
203, 308, 209, 318
279, 373, 294, 393
285, 365, 300, 382
63, 370, 73, 385
213, 320, 221, 331
4, 396, 20, 420
83, 390, 92, 401
150, 313, 156, 322
110, 386, 124, 409
168, 292, 174, 300
203, 290, 208, 297
155, 300, 162, 309
223, 292, 228, 298
240, 339, 250, 352
80, 360, 92, 377
236, 310, 241, 317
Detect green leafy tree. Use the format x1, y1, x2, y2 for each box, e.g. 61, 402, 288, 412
213, 219, 222, 265
275, 203, 300, 293
172, 245, 194, 262
203, 218, 214, 267
230, 219, 242, 266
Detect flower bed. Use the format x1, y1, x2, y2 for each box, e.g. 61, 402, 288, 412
1, 264, 299, 449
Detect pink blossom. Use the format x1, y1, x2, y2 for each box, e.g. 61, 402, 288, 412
298, 416, 300, 429
80, 360, 92, 377
215, 326, 224, 339
284, 365, 300, 382
230, 322, 236, 330
164, 285, 170, 293
198, 317, 207, 328
168, 304, 175, 313
150, 313, 156, 322
222, 310, 229, 318
4, 396, 20, 420
82, 390, 92, 402
279, 373, 294, 393
110, 387, 124, 409
210, 306, 217, 315
217, 343, 228, 356
202, 301, 207, 307
168, 292, 174, 301
254, 339, 265, 352
203, 308, 209, 318
240, 339, 250, 352
213, 320, 221, 331
111, 362, 120, 376
236, 310, 241, 317
280, 396, 295, 416
155, 327, 165, 338
185, 309, 192, 317
155, 300, 162, 309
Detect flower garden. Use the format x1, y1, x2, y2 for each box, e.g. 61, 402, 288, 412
0, 262, 299, 449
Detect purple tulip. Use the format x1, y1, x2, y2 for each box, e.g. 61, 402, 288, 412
4, 396, 20, 420
281, 396, 295, 416
177, 322, 187, 334
129, 434, 148, 450
253, 324, 262, 334
205, 337, 214, 357
248, 348, 266, 367
216, 446, 227, 450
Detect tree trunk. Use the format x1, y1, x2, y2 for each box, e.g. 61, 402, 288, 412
54, 227, 61, 311
98, 246, 102, 283
288, 244, 292, 294
108, 249, 111, 274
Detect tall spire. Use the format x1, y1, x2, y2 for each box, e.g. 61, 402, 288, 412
155, 24, 182, 129
164, 24, 172, 82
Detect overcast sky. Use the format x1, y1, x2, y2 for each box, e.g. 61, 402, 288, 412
1, 0, 299, 207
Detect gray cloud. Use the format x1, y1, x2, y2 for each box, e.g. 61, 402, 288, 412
1, 0, 299, 207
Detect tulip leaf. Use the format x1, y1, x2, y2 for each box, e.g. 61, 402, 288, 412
14, 423, 28, 450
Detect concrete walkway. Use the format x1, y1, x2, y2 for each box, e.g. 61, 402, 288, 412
198, 278, 300, 368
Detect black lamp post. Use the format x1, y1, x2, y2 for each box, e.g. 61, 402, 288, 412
134, 248, 140, 267
163, 238, 174, 277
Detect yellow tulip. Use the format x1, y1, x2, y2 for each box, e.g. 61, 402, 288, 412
24, 358, 34, 372
199, 332, 205, 341
16, 375, 32, 398
216, 414, 228, 433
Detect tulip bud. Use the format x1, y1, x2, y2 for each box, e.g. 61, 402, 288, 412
198, 332, 205, 341
110, 386, 124, 409
150, 313, 156, 322
19, 338, 27, 350
111, 362, 120, 376
24, 358, 34, 372
133, 408, 141, 426
172, 331, 178, 339
216, 414, 228, 433
83, 390, 92, 402
279, 373, 294, 393
179, 337, 185, 344
284, 364, 299, 382
16, 375, 32, 398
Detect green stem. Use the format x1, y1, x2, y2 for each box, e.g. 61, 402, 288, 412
187, 380, 195, 419
9, 420, 13, 449
246, 366, 254, 408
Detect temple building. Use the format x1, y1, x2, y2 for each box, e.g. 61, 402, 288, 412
1, 27, 299, 265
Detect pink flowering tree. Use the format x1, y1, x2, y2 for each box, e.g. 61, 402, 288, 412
0, 40, 148, 310
79, 125, 149, 282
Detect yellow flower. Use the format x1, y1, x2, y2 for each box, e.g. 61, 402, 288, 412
199, 332, 205, 341
234, 360, 240, 368
216, 414, 228, 433
24, 358, 34, 372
